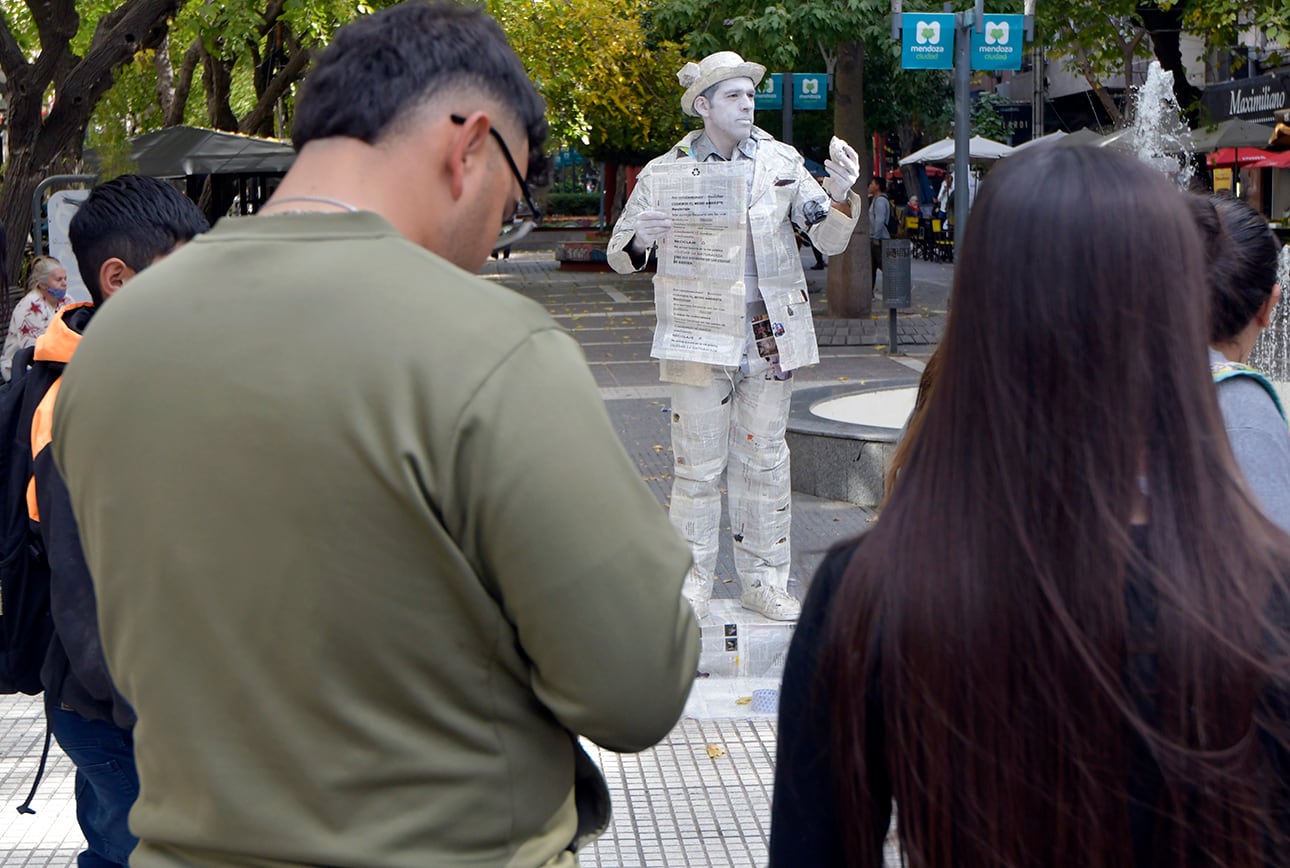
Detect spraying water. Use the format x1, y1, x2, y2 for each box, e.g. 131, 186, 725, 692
1125, 61, 1195, 190
1249, 245, 1290, 382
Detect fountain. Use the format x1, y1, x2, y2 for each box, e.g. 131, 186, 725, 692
1249, 246, 1290, 401
786, 379, 920, 507
1124, 61, 1195, 191
1118, 63, 1290, 401
785, 63, 1286, 509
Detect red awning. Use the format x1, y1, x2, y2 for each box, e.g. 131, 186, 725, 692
1207, 147, 1281, 167
1247, 151, 1290, 169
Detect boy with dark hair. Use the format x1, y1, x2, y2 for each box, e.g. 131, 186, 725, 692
68, 173, 212, 305
26, 174, 208, 866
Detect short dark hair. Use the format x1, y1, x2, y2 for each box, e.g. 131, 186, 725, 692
1187, 194, 1281, 343
870, 176, 887, 193
292, 1, 548, 185
69, 175, 210, 305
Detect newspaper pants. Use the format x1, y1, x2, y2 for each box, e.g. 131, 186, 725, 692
668, 368, 793, 593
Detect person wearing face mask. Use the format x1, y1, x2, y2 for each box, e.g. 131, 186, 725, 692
608, 51, 862, 622
2, 256, 69, 381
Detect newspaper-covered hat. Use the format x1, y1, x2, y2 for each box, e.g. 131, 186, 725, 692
678, 51, 766, 118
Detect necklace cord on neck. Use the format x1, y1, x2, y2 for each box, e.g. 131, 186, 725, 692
259, 196, 359, 214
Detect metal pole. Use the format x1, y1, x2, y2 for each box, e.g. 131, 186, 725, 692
888, 308, 899, 354
953, 11, 972, 254
1031, 43, 1044, 138
783, 72, 794, 146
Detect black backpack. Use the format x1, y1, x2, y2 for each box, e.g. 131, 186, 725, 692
0, 343, 58, 813
881, 195, 900, 238
0, 344, 54, 696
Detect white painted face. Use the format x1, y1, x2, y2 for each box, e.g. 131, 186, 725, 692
696, 77, 756, 145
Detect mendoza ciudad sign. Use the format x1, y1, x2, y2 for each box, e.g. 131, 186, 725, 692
755, 74, 783, 110
971, 14, 1024, 71
902, 13, 955, 70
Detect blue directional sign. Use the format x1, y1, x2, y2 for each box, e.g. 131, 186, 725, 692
901, 13, 955, 70
755, 74, 783, 110
794, 74, 828, 110
971, 14, 1024, 70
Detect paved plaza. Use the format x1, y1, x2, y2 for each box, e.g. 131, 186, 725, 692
0, 239, 948, 865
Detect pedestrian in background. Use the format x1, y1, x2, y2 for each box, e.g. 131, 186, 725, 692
1192, 193, 1290, 533
27, 174, 210, 867
52, 3, 698, 864
867, 176, 891, 293
771, 145, 1290, 866
2, 255, 69, 381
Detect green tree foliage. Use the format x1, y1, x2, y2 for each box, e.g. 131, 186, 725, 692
970, 90, 1011, 141
487, 0, 689, 162
1036, 0, 1290, 126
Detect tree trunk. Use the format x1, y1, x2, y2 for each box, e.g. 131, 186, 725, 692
154, 33, 175, 119
1137, 4, 1202, 123
826, 39, 871, 319
165, 38, 202, 127
0, 0, 179, 298
202, 47, 240, 131
1073, 45, 1123, 127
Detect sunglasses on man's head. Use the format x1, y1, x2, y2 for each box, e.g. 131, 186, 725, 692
450, 114, 542, 250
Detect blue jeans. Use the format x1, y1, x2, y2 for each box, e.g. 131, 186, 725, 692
48, 703, 140, 867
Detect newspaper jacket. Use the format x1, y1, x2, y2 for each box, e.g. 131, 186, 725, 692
608, 127, 861, 373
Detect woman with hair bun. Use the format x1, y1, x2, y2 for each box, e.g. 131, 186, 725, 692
1191, 194, 1290, 532
770, 147, 1290, 867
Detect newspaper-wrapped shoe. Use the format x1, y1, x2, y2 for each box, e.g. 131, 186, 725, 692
682, 568, 713, 620
740, 583, 801, 621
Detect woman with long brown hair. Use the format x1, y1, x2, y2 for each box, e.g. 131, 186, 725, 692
770, 145, 1290, 867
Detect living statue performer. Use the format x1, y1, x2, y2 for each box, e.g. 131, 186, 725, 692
609, 51, 861, 621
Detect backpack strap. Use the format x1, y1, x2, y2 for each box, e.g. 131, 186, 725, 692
15, 724, 51, 815
1212, 360, 1287, 423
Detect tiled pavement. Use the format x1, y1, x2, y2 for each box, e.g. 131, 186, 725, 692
0, 242, 939, 865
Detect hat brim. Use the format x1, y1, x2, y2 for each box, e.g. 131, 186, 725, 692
681, 63, 767, 117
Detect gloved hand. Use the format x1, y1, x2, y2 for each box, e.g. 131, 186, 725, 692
632, 210, 672, 250
822, 136, 860, 203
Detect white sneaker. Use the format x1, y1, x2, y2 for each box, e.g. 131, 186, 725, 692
682, 570, 713, 621
740, 583, 801, 621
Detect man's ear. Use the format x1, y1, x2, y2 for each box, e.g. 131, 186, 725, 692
446, 112, 492, 202
693, 95, 710, 120
97, 257, 137, 301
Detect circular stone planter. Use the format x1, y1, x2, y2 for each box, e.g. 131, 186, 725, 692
786, 379, 919, 508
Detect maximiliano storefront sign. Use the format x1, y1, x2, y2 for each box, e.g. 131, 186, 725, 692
1203, 73, 1290, 124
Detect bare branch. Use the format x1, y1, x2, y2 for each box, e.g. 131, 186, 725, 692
37, 0, 183, 166
26, 0, 79, 58
240, 43, 312, 135
261, 0, 287, 35
0, 17, 29, 75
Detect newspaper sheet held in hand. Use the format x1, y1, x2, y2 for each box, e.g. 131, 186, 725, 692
651, 162, 747, 366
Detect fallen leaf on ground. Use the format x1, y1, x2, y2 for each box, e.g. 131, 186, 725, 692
735, 696, 753, 706
706, 744, 727, 759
